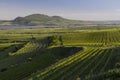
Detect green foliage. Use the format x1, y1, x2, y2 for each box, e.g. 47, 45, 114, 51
53, 35, 63, 46
0, 28, 120, 80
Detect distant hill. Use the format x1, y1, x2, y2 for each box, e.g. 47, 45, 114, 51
12, 14, 75, 26
1, 13, 120, 27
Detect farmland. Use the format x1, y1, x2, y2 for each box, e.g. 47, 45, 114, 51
0, 28, 120, 80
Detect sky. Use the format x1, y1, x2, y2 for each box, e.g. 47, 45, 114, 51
1, 0, 120, 20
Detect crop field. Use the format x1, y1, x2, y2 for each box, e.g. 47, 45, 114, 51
0, 28, 120, 80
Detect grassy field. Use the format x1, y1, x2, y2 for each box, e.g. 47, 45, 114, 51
0, 27, 120, 80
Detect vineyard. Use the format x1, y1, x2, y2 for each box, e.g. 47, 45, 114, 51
0, 28, 120, 80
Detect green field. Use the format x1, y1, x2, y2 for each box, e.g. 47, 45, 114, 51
0, 28, 120, 80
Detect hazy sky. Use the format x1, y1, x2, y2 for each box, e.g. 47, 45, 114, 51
1, 0, 120, 20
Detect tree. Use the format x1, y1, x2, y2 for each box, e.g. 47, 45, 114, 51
52, 35, 60, 45
59, 35, 63, 46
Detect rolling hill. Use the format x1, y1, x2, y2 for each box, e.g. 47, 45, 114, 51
0, 28, 120, 80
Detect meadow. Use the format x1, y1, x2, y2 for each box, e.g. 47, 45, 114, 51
0, 27, 120, 80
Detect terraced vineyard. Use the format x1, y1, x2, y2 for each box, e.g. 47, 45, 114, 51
0, 28, 120, 80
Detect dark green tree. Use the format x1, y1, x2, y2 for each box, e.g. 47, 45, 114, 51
59, 35, 63, 46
